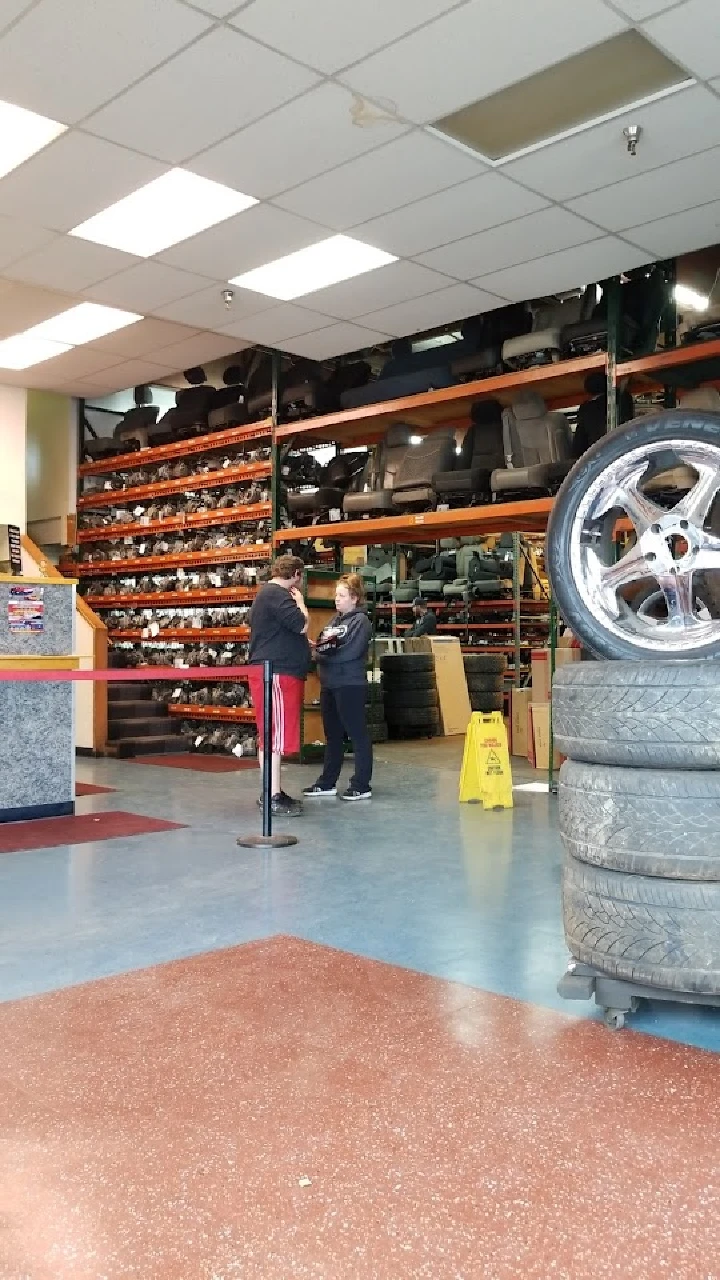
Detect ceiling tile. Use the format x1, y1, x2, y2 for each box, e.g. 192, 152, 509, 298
142, 330, 241, 370
0, 216, 56, 270
85, 28, 318, 165
232, 0, 461, 74
355, 173, 548, 258
473, 236, 653, 301
610, 0, 684, 16
221, 303, 337, 344
567, 145, 720, 232
0, 132, 165, 233
624, 199, 720, 257
503, 85, 720, 203
0, 0, 210, 123
300, 261, 455, 321
645, 0, 720, 79
417, 207, 601, 280
280, 322, 393, 360
357, 282, 510, 337
193, 82, 409, 200
0, 2, 37, 30
0, 280, 75, 340
84, 319, 198, 359
82, 262, 215, 312
27, 346, 125, 380
340, 0, 625, 124
154, 283, 275, 329
274, 131, 486, 230
94, 358, 184, 390
184, 0, 245, 13
3, 236, 138, 291
159, 204, 328, 278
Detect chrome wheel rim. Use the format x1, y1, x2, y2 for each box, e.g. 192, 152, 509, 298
569, 438, 720, 655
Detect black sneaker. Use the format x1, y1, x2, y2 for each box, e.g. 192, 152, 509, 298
256, 793, 303, 816
341, 787, 372, 802
302, 782, 337, 797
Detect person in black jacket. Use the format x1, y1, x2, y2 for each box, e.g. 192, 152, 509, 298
303, 573, 373, 802
407, 596, 437, 638
247, 554, 310, 817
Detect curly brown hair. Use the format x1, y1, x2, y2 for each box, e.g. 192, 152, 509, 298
338, 572, 365, 605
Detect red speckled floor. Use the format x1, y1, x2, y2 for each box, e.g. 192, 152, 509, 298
1, 936, 719, 1280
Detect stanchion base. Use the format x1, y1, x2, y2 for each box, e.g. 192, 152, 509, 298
236, 833, 299, 849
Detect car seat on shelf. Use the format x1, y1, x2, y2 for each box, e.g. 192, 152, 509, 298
572, 372, 635, 459
432, 399, 505, 507
286, 451, 368, 522
390, 430, 456, 511
114, 400, 160, 451
443, 545, 504, 601
246, 365, 333, 422
418, 551, 457, 598
503, 294, 589, 371
343, 423, 413, 516
359, 558, 394, 600
339, 339, 456, 409
207, 365, 247, 431
491, 391, 573, 499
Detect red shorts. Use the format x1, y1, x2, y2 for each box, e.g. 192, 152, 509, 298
247, 668, 304, 756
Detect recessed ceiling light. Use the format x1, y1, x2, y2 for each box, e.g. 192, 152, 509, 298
0, 334, 71, 370
0, 100, 65, 180
675, 284, 709, 311
69, 169, 257, 258
230, 235, 397, 300
31, 302, 142, 344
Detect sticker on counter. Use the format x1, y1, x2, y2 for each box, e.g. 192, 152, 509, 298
8, 585, 44, 632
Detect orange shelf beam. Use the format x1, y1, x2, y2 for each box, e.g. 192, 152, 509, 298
78, 419, 273, 477
168, 704, 254, 722
618, 337, 720, 390
275, 354, 605, 444
275, 498, 553, 547
62, 543, 271, 577
109, 627, 250, 642
86, 588, 256, 608
77, 460, 271, 510
77, 502, 271, 543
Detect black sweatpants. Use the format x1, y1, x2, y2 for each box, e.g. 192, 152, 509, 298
317, 685, 373, 792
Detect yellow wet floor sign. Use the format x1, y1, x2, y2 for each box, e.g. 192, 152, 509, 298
459, 711, 513, 809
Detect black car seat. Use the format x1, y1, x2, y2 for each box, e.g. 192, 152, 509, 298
491, 391, 573, 497
573, 372, 634, 459
207, 365, 247, 431
286, 451, 367, 522
418, 550, 457, 598
340, 339, 456, 409
433, 399, 505, 506
390, 430, 456, 511
343, 423, 413, 516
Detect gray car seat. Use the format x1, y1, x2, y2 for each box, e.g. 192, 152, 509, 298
343, 423, 413, 516
502, 295, 589, 371
491, 392, 573, 497
443, 545, 503, 601
418, 551, 456, 598
433, 399, 504, 506
390, 429, 456, 511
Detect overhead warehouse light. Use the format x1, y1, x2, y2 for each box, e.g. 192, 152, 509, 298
0, 99, 65, 179
70, 169, 257, 258
31, 302, 142, 344
674, 284, 709, 311
0, 334, 71, 370
230, 235, 397, 300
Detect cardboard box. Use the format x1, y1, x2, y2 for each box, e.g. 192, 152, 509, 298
530, 703, 562, 772
405, 636, 471, 736
531, 646, 581, 704
511, 687, 532, 757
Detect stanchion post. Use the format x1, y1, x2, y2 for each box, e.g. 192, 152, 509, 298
237, 659, 298, 850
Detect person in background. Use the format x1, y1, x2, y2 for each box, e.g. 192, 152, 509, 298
407, 596, 437, 638
247, 554, 310, 817
303, 573, 373, 802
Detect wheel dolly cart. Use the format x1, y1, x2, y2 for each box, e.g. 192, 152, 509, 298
558, 961, 720, 1030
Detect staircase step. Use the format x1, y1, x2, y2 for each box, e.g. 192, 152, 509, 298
108, 717, 175, 741
111, 735, 188, 759
108, 700, 170, 721
108, 682, 153, 702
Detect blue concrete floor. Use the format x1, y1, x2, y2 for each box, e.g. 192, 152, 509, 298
1, 738, 718, 1053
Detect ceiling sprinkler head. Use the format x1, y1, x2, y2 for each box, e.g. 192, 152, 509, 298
623, 125, 642, 157
221, 288, 234, 308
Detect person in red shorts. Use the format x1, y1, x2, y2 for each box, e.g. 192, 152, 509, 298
247, 554, 310, 817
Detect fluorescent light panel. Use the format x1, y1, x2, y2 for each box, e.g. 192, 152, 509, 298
0, 334, 71, 370
70, 169, 257, 258
230, 234, 397, 300
675, 284, 709, 311
0, 303, 143, 370
0, 100, 66, 180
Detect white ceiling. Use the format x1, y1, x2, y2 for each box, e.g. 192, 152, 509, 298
0, 0, 717, 394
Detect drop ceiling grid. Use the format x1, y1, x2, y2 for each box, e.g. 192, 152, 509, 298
0, 0, 716, 381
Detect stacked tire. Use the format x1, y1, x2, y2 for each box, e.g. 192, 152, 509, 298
463, 654, 506, 713
380, 653, 439, 738
366, 683, 388, 744
554, 661, 720, 997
